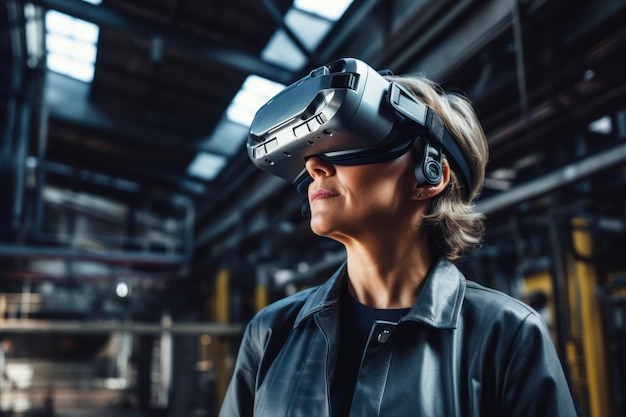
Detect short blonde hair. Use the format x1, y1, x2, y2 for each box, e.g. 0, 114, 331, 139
387, 74, 489, 261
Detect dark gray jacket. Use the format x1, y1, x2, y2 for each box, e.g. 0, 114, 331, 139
219, 259, 577, 417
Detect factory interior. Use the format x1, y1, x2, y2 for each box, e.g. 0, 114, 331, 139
1, 0, 626, 416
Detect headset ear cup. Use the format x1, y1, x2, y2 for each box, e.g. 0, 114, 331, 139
424, 159, 442, 184
414, 142, 443, 186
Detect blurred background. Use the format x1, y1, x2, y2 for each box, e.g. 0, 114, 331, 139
1, 0, 625, 416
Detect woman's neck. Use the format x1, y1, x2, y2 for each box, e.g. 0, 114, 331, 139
344, 235, 433, 309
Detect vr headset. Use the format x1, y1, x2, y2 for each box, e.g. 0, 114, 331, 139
247, 58, 473, 197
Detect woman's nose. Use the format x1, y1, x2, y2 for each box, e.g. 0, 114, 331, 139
305, 156, 336, 179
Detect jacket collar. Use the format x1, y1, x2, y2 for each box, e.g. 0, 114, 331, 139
403, 258, 466, 329
294, 263, 346, 328
294, 258, 466, 329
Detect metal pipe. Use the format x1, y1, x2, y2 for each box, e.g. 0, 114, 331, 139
0, 319, 243, 336
3, 0, 25, 233
476, 141, 626, 214
195, 175, 286, 249
511, 0, 529, 116
12, 73, 32, 232
0, 244, 190, 266
33, 91, 49, 234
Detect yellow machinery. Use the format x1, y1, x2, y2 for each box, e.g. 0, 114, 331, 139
566, 217, 614, 417
520, 216, 618, 417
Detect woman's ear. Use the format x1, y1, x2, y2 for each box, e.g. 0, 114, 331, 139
413, 159, 451, 200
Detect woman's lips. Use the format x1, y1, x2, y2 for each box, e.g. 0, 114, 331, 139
309, 188, 339, 202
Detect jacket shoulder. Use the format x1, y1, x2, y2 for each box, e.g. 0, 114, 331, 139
238, 286, 321, 377
249, 286, 319, 333
463, 280, 543, 326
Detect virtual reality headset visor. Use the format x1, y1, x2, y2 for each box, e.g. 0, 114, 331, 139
247, 58, 473, 196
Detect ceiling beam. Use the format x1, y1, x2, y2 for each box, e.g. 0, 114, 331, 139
44, 160, 206, 199
313, 0, 382, 67
260, 0, 313, 62
44, 72, 207, 152
30, 0, 296, 84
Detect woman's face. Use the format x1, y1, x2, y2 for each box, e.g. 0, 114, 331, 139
305, 152, 419, 242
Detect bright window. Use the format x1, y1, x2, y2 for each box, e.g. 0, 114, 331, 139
262, 0, 354, 71
293, 0, 354, 21
226, 75, 285, 127
187, 152, 228, 181
45, 8, 100, 82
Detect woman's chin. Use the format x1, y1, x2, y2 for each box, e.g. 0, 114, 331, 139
309, 213, 336, 238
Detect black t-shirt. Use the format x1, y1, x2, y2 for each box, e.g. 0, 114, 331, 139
330, 285, 410, 417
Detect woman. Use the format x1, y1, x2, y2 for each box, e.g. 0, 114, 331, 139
219, 63, 577, 417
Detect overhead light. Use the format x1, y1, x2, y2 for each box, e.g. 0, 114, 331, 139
588, 115, 612, 135
225, 75, 285, 126
483, 177, 512, 191
116, 282, 130, 298
187, 152, 227, 181
490, 167, 516, 181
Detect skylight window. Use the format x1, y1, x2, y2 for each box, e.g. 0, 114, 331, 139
262, 8, 332, 71
294, 0, 354, 21
261, 0, 354, 71
226, 75, 285, 126
187, 152, 228, 181
186, 76, 284, 182
45, 9, 100, 82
